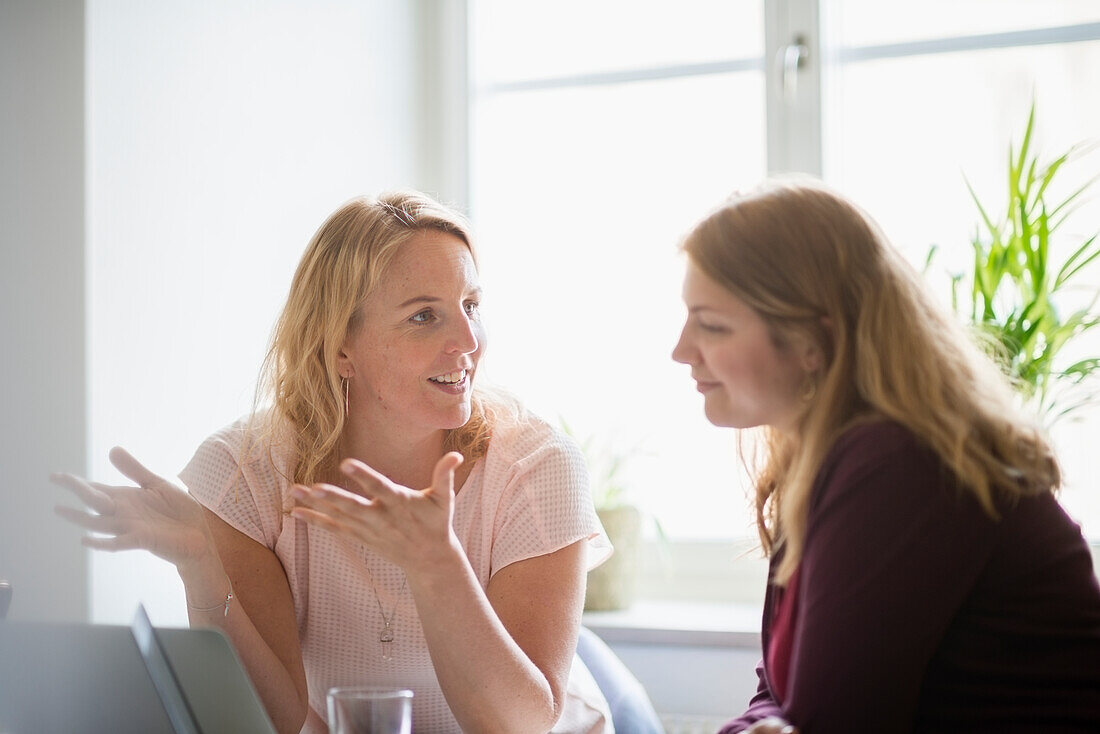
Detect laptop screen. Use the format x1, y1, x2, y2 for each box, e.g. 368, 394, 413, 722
131, 604, 202, 734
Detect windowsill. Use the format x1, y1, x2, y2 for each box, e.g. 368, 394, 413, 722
585, 543, 1100, 650
583, 599, 762, 649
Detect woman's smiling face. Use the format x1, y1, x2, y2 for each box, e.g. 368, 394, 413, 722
339, 229, 485, 441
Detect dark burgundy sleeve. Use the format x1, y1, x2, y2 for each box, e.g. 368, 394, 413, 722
780, 424, 998, 733
718, 658, 784, 734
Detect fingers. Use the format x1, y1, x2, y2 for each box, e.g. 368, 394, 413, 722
50, 472, 116, 516
291, 483, 371, 520
81, 531, 155, 553
427, 452, 463, 504
339, 458, 393, 499
108, 446, 163, 488
54, 504, 123, 533
744, 718, 798, 734
53, 490, 142, 554
336, 453, 462, 501
288, 505, 347, 534
290, 486, 376, 542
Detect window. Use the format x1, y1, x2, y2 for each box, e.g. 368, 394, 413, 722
470, 0, 768, 547
468, 0, 1100, 598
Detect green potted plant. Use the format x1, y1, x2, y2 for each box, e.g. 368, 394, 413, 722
562, 420, 648, 611
926, 103, 1100, 426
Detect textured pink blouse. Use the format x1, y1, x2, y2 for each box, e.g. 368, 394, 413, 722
180, 411, 613, 733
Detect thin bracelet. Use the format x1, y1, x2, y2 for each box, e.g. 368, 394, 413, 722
186, 576, 234, 617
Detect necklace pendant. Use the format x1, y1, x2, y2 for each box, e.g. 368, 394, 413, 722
380, 623, 395, 660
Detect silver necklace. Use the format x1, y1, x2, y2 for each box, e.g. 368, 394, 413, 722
336, 392, 410, 660
363, 559, 408, 661
337, 473, 409, 660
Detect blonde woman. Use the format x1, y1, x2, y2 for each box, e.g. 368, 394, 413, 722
55, 192, 613, 733
672, 180, 1100, 733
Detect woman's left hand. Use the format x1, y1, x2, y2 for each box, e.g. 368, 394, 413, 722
289, 452, 463, 571
742, 717, 799, 734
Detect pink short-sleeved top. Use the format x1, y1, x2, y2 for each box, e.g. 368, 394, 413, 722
179, 411, 613, 733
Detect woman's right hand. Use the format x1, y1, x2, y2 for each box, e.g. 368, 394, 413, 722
55, 449, 310, 733
52, 446, 217, 572
742, 717, 799, 734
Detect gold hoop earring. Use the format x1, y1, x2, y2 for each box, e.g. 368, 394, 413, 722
801, 375, 818, 402
342, 377, 350, 415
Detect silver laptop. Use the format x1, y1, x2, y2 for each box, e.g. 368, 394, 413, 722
0, 606, 277, 734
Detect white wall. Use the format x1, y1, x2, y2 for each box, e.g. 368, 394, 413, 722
0, 0, 89, 623
85, 0, 451, 625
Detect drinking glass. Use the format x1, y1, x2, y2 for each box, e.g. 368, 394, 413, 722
326, 686, 412, 734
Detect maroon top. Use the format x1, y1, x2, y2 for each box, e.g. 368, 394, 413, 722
720, 421, 1100, 734
766, 565, 800, 704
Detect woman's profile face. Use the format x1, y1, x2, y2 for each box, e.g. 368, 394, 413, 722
340, 230, 485, 441
672, 260, 813, 432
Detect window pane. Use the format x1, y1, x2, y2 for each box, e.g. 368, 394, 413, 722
828, 0, 1100, 46
824, 41, 1100, 260
472, 72, 767, 538
472, 0, 763, 85
822, 39, 1100, 535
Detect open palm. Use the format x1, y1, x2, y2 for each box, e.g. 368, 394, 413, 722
53, 446, 213, 566
290, 451, 463, 573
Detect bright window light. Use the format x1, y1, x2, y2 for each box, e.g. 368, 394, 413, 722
470, 1, 1100, 545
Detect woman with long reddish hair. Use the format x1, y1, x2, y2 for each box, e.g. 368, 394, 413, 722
673, 179, 1100, 733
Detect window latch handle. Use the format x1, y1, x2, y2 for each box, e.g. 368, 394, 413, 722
780, 35, 809, 101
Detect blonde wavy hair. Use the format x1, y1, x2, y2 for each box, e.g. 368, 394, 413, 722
255, 191, 501, 486
682, 179, 1060, 585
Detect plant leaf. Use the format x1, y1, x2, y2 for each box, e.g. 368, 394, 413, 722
1032, 151, 1070, 210
1047, 172, 1100, 222
923, 243, 939, 274
956, 101, 1100, 427
1054, 233, 1100, 289
965, 177, 1001, 241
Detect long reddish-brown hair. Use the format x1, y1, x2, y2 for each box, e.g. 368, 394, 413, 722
682, 179, 1059, 584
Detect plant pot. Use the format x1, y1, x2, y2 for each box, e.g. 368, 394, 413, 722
585, 504, 642, 611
